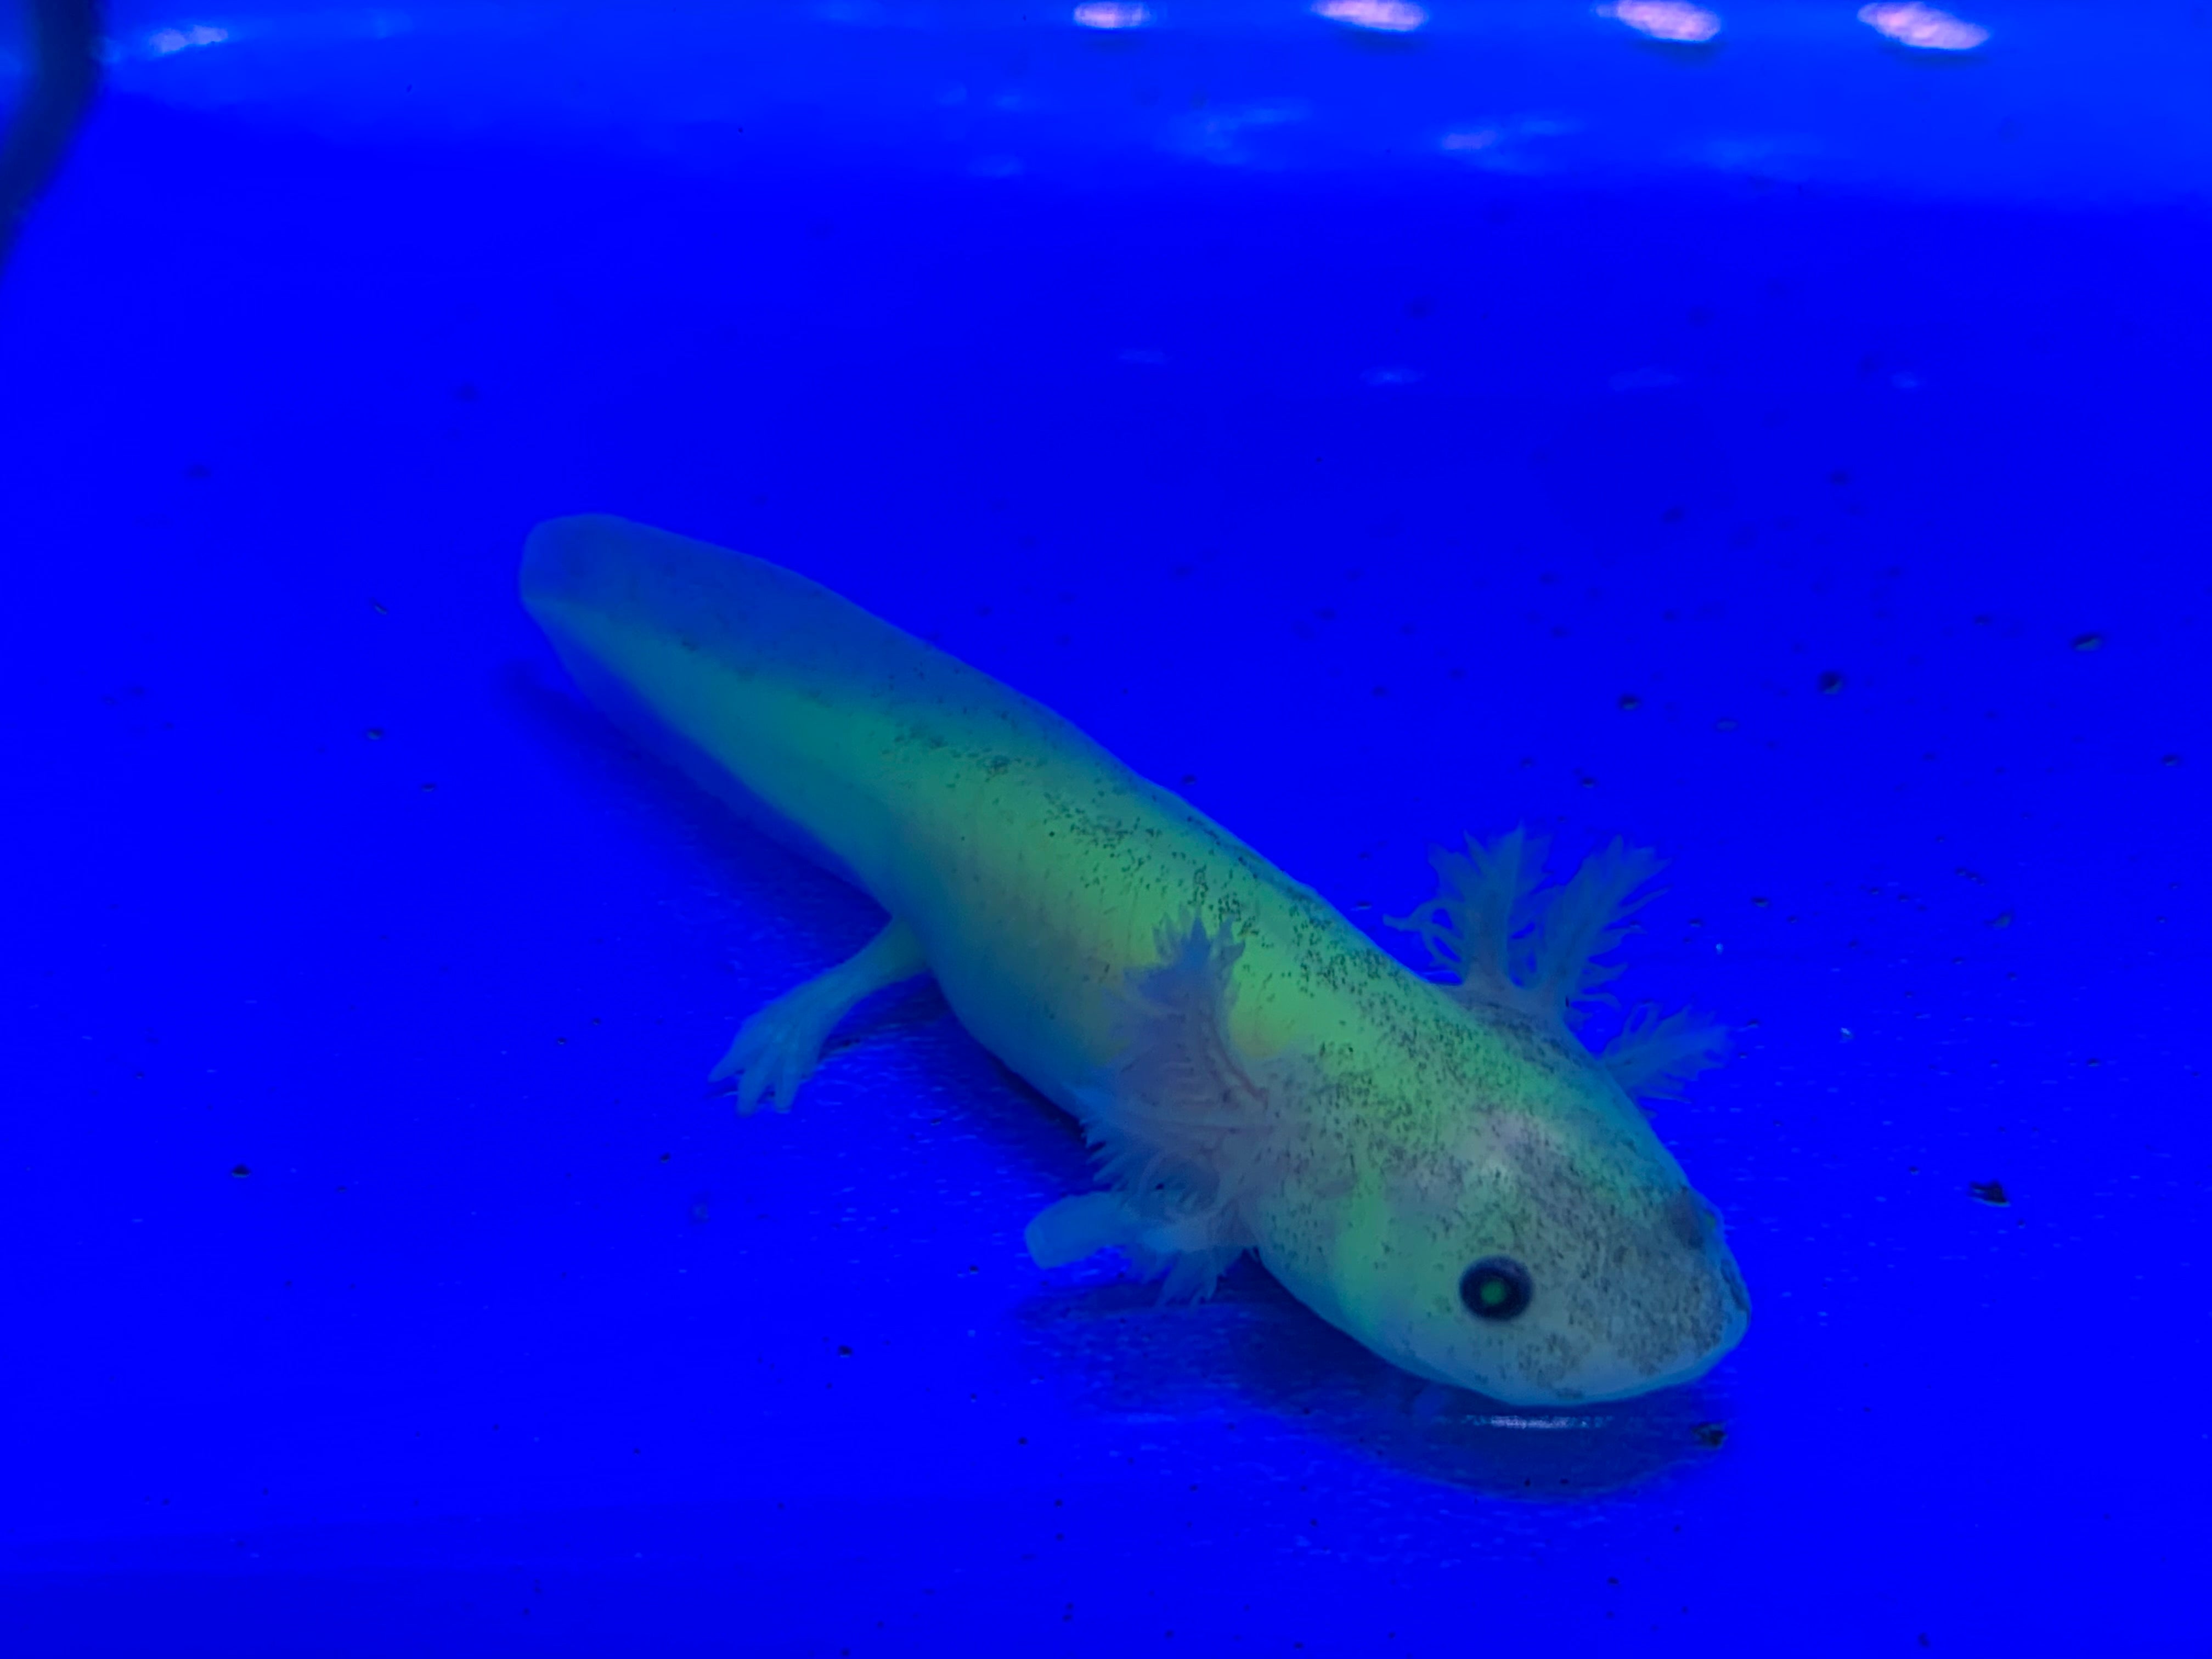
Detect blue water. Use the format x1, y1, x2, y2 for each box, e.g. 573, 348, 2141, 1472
2, 4, 2206, 1654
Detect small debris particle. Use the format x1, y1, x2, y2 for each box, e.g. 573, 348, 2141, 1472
2071, 633, 2103, 652
1618, 693, 1641, 712
1968, 1180, 2009, 1207
1818, 670, 1846, 695
837, 1345, 854, 1358
230, 1164, 251, 1177
364, 727, 385, 740
1986, 911, 2012, 929
1714, 716, 1738, 731
1692, 1421, 1727, 1448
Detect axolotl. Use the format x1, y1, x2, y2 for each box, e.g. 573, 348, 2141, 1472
521, 514, 1750, 1405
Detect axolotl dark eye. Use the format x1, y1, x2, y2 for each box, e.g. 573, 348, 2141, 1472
1459, 1256, 1533, 1322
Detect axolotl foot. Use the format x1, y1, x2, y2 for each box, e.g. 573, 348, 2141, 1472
709, 917, 930, 1115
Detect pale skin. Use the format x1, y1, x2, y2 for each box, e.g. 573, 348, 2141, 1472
522, 514, 1750, 1405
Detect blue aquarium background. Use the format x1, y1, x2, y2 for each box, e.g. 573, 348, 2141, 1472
2, 2, 2205, 1652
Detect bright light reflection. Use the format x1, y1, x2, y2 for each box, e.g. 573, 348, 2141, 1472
1311, 0, 1429, 33
1597, 2, 1721, 43
149, 24, 229, 54
1857, 2, 1988, 49
1073, 2, 1151, 27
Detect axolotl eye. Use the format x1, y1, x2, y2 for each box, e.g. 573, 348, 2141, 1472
1459, 1256, 1533, 1322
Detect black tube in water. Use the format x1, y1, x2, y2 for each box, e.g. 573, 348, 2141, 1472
0, 0, 105, 275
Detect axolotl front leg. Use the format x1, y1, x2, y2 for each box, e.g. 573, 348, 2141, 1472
709, 917, 930, 1114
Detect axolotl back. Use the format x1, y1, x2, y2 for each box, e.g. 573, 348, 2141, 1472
522, 514, 1750, 1405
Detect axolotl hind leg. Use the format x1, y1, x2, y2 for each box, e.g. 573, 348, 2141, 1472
711, 917, 930, 1114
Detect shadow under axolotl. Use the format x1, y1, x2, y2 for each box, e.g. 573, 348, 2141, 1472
1012, 1265, 1737, 1502
507, 652, 1735, 1503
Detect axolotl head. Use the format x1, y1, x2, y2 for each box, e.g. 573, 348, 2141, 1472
1258, 1034, 1751, 1407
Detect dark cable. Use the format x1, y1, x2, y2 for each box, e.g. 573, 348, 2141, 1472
0, 0, 105, 275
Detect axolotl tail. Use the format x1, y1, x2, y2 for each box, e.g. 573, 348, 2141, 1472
518, 512, 1099, 906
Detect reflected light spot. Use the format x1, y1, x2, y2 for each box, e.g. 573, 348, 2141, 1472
149, 24, 229, 54
1441, 129, 1499, 150
1312, 0, 1428, 32
1073, 2, 1151, 26
1857, 2, 1988, 49
1596, 2, 1721, 43
1171, 101, 1309, 165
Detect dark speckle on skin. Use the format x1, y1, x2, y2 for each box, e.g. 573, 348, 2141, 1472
1662, 1189, 1711, 1251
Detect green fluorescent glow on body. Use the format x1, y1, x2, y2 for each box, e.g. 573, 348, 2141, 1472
521, 514, 1750, 1406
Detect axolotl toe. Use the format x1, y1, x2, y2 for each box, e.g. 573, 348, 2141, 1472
521, 514, 1750, 1406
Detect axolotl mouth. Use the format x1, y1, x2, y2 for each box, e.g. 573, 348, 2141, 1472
1517, 1176, 1748, 1406
1494, 1185, 1751, 1406
1389, 1225, 1748, 1406
1319, 1112, 1754, 1409
1607, 1187, 1752, 1397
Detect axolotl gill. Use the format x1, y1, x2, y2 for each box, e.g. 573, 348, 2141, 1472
521, 514, 1750, 1406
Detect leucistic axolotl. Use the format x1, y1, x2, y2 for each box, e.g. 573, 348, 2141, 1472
521, 514, 1751, 1406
